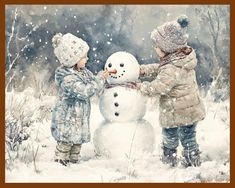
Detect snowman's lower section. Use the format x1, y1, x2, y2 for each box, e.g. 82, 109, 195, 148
93, 119, 155, 159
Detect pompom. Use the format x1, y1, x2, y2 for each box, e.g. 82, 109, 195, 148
52, 33, 63, 48
177, 15, 189, 28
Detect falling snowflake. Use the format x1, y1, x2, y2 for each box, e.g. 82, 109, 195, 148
43, 6, 47, 10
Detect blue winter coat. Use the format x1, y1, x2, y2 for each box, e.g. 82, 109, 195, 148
51, 66, 105, 144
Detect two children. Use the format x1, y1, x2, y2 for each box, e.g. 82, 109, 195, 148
137, 15, 206, 167
51, 15, 205, 168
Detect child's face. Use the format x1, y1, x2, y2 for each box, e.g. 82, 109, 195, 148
155, 47, 165, 58
77, 54, 88, 69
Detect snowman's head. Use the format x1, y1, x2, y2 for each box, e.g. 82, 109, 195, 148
105, 51, 139, 84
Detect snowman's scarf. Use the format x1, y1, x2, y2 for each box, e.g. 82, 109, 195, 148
105, 82, 138, 89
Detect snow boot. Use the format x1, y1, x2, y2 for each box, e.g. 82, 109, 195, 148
181, 149, 201, 167
54, 159, 70, 166
70, 144, 82, 164
161, 146, 178, 167
54, 142, 72, 166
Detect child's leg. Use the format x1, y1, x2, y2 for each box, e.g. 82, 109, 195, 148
70, 144, 82, 163
161, 127, 179, 167
162, 127, 179, 149
54, 141, 72, 166
179, 124, 201, 167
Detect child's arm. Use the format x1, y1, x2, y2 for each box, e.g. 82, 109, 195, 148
92, 71, 108, 93
140, 63, 160, 77
61, 74, 105, 100
139, 66, 176, 97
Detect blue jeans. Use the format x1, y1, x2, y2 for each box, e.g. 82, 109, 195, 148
162, 124, 199, 153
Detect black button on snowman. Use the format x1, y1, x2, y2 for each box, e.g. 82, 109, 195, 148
93, 51, 155, 159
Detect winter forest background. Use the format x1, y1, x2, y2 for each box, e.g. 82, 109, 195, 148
5, 5, 230, 182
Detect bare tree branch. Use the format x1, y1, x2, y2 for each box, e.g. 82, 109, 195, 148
6, 8, 18, 66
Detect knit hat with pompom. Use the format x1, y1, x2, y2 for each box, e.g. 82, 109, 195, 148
151, 15, 189, 53
52, 33, 89, 67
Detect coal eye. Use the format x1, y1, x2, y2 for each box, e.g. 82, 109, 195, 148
120, 63, 124, 67
108, 63, 112, 68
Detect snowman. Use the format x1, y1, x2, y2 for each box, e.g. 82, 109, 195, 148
93, 51, 155, 158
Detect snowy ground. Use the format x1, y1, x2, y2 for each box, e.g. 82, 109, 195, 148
5, 92, 230, 183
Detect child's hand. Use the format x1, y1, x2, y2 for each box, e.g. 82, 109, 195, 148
140, 67, 145, 76
135, 82, 141, 90
101, 70, 109, 79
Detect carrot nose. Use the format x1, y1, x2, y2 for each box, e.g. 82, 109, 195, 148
109, 69, 117, 74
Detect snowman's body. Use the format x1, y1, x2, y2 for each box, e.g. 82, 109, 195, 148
93, 52, 155, 158
99, 86, 146, 122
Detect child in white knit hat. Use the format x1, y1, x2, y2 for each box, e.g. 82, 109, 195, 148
137, 15, 206, 167
51, 33, 109, 166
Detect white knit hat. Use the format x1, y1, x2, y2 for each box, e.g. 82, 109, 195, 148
52, 33, 89, 67
151, 15, 189, 53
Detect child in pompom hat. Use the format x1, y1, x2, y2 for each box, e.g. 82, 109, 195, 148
51, 33, 109, 166
137, 15, 206, 167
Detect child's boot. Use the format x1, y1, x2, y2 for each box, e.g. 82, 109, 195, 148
181, 149, 201, 167
161, 146, 178, 167
54, 142, 72, 166
70, 144, 82, 164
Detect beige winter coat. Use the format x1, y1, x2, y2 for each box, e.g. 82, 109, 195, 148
140, 49, 206, 128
